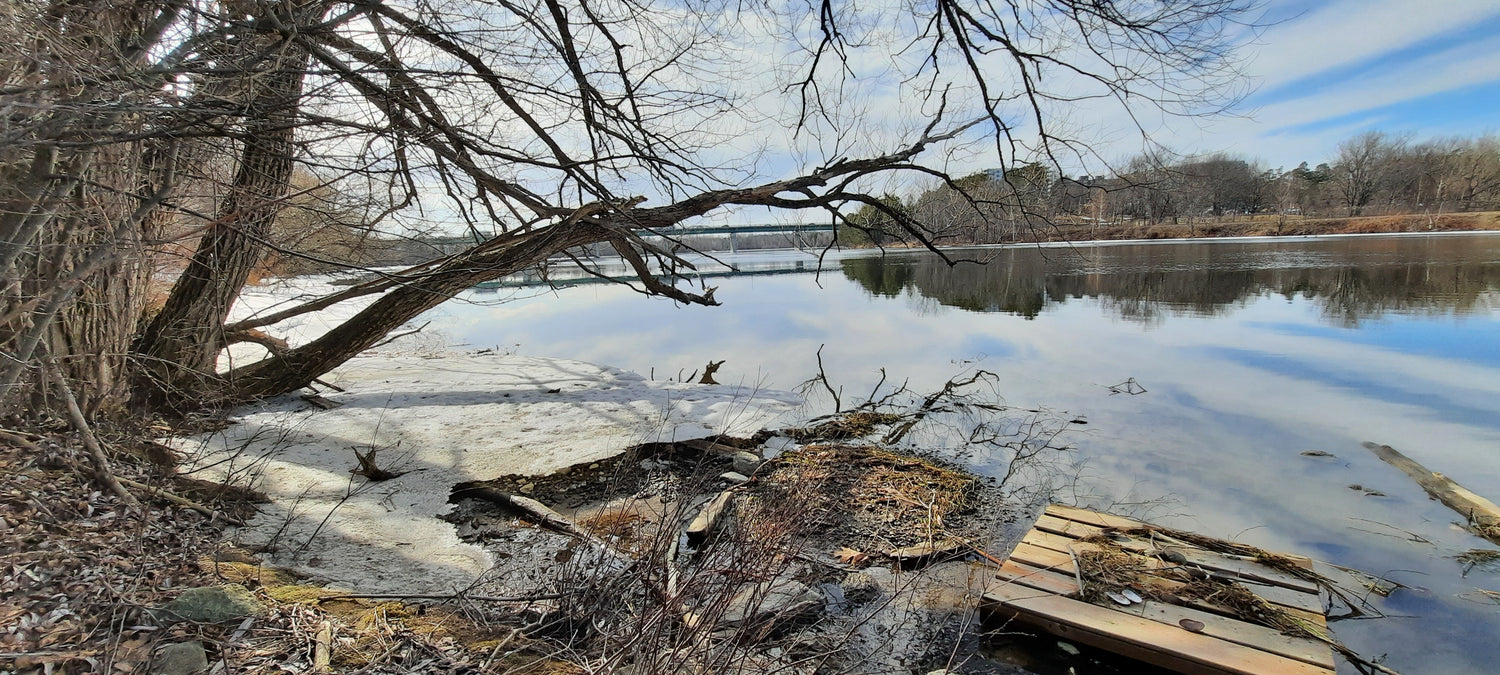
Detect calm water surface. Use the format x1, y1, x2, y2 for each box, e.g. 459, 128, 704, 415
435, 233, 1500, 674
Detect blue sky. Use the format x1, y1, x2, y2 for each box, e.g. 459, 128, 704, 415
1167, 0, 1500, 168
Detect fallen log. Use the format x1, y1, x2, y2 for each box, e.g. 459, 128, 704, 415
450, 483, 609, 548
1364, 442, 1500, 544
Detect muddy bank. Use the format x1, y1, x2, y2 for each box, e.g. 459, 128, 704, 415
444, 427, 1028, 672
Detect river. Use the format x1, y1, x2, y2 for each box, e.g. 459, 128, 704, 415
436, 232, 1500, 674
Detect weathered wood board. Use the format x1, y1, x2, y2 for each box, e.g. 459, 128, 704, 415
981, 504, 1335, 675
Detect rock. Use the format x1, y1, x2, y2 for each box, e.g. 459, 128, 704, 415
720, 471, 750, 484
212, 547, 259, 564
687, 578, 823, 628
1057, 640, 1080, 656
731, 451, 763, 475
840, 571, 880, 602
153, 641, 208, 675
155, 584, 264, 624
686, 491, 734, 546
886, 538, 965, 564
817, 582, 848, 610
519, 482, 535, 494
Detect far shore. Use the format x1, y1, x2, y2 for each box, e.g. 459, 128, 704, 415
851, 210, 1500, 253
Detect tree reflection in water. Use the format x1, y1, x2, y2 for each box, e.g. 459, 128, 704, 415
840, 236, 1500, 327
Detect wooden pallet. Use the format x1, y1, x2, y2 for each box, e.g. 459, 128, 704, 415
981, 504, 1335, 675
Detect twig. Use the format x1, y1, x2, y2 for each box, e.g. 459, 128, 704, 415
313, 621, 332, 673
313, 592, 562, 602
117, 477, 246, 526
48, 363, 138, 507
370, 320, 430, 349
1066, 544, 1086, 599
0, 428, 40, 451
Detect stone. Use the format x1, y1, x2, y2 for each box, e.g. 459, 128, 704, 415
720, 471, 750, 484
1057, 640, 1080, 656
153, 641, 208, 675
886, 538, 964, 563
731, 451, 763, 475
840, 571, 880, 602
816, 582, 848, 611
686, 491, 734, 545
687, 578, 823, 628
155, 585, 264, 624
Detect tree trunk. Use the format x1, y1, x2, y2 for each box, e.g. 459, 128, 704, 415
0, 0, 170, 416
220, 224, 609, 403
134, 51, 309, 401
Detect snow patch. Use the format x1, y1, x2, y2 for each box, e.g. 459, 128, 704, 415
181, 275, 800, 594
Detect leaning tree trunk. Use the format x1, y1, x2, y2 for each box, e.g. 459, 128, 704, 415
219, 224, 609, 403
133, 50, 311, 403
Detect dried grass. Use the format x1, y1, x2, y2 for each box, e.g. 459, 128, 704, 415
759, 443, 979, 550
782, 411, 905, 443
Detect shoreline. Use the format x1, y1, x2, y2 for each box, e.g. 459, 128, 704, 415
178, 350, 802, 594
958, 227, 1500, 251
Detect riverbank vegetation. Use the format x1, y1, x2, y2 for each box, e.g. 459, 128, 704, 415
838, 132, 1500, 247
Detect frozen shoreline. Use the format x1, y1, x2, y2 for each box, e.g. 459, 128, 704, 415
179, 276, 801, 593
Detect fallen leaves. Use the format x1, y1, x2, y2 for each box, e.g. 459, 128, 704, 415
833, 547, 871, 566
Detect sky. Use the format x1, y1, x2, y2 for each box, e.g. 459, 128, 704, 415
1167, 0, 1500, 169
702, 0, 1500, 222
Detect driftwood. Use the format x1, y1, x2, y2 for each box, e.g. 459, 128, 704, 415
351, 448, 405, 480
1364, 442, 1500, 543
118, 477, 247, 526
451, 484, 605, 546
49, 364, 138, 507
685, 490, 734, 546
697, 360, 724, 385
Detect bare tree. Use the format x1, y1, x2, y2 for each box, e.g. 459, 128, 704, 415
2, 0, 1259, 420
1332, 131, 1405, 217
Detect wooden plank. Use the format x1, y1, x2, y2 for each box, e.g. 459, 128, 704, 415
985, 585, 1334, 675
1035, 513, 1099, 539
1035, 515, 1319, 595
1046, 503, 1149, 530
1048, 504, 1316, 569
1007, 540, 1075, 571
989, 565, 1333, 669
1013, 530, 1324, 619
1021, 527, 1088, 555
994, 560, 1081, 596
1131, 600, 1334, 669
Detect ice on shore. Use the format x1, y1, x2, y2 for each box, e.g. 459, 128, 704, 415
179, 275, 800, 594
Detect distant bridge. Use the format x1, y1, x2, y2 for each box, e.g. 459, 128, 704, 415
427, 223, 833, 254
637, 223, 833, 253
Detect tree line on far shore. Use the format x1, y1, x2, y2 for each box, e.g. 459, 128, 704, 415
840, 131, 1500, 245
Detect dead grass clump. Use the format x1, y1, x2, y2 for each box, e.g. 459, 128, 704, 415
1075, 549, 1158, 604
1108, 525, 1322, 584
782, 411, 905, 442
758, 444, 979, 550
1456, 548, 1500, 575
1176, 579, 1327, 640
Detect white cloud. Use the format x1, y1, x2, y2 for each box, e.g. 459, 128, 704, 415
1242, 0, 1500, 90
